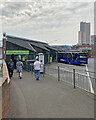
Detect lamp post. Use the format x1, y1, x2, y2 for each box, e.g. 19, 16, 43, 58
3, 33, 6, 61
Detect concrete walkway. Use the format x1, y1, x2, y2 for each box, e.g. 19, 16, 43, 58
7, 70, 94, 118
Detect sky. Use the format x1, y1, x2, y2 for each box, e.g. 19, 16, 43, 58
0, 1, 94, 45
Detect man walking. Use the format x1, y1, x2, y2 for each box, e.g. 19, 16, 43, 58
34, 56, 41, 80
8, 59, 14, 79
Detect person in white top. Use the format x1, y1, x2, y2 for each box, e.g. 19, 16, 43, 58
34, 56, 41, 80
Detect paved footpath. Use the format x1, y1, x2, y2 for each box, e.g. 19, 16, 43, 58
7, 70, 94, 118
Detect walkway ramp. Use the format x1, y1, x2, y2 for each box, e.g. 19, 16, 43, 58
7, 71, 94, 118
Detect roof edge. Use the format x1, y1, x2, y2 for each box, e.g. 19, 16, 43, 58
6, 35, 48, 45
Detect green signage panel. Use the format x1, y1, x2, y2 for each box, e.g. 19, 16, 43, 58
6, 50, 29, 55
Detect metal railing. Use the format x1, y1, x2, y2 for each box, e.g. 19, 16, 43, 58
23, 61, 34, 72
45, 65, 96, 94
23, 61, 45, 77
22, 62, 96, 94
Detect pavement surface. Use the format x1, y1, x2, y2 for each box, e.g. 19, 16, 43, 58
7, 70, 94, 118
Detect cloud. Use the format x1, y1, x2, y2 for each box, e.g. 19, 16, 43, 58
1, 2, 94, 45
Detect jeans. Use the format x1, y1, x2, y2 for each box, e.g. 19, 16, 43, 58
34, 70, 40, 79
8, 69, 13, 79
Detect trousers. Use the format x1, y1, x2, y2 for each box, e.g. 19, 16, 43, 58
9, 69, 13, 79
34, 70, 40, 79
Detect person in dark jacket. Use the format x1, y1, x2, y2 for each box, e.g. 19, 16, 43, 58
8, 59, 14, 79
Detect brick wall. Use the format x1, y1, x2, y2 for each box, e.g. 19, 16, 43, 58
2, 79, 10, 118
73, 44, 94, 57
1, 60, 10, 119
0, 85, 2, 120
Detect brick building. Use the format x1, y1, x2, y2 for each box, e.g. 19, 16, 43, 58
73, 44, 94, 57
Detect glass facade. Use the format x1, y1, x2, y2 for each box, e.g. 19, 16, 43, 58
79, 22, 90, 44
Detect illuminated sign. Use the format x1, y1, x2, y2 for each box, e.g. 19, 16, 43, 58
6, 50, 29, 55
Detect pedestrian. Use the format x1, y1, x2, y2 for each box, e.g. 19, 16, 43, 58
34, 56, 41, 80
8, 59, 14, 79
16, 59, 23, 79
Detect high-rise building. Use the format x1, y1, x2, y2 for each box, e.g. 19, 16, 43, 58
78, 22, 91, 44
91, 35, 96, 45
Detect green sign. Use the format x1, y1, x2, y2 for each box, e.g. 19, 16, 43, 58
6, 50, 29, 55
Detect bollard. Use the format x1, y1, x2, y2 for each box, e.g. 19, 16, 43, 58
73, 69, 76, 88
58, 66, 60, 81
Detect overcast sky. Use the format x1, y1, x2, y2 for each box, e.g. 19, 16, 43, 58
0, 1, 94, 45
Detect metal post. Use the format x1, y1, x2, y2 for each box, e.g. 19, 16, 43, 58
58, 66, 60, 81
3, 33, 6, 61
43, 64, 45, 77
56, 52, 58, 62
31, 64, 33, 73
73, 69, 76, 88
44, 64, 45, 74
